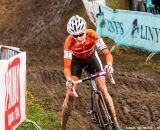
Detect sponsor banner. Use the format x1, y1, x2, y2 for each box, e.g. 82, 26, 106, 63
96, 4, 160, 53
82, 0, 106, 25
0, 51, 26, 130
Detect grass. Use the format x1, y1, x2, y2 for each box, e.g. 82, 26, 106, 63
17, 90, 61, 130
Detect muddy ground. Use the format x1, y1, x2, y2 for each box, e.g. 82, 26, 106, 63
0, 0, 160, 130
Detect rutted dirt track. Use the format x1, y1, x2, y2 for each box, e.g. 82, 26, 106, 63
0, 0, 160, 130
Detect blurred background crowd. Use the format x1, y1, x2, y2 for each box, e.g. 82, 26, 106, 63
130, 0, 160, 14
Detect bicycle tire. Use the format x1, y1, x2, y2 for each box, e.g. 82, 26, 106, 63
93, 92, 113, 130
92, 92, 103, 128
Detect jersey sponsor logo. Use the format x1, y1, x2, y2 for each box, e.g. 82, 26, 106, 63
64, 50, 72, 59
95, 38, 107, 50
73, 45, 95, 54
73, 47, 83, 51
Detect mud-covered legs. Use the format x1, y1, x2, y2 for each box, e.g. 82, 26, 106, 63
60, 87, 74, 130
95, 76, 118, 124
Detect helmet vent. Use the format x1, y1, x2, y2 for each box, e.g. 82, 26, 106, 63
67, 15, 86, 35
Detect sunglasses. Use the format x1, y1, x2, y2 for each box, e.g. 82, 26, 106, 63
73, 33, 84, 38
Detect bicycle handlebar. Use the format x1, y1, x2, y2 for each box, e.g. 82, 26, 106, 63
74, 71, 106, 84
72, 71, 115, 97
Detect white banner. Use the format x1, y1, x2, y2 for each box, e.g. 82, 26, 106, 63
96, 4, 160, 53
82, 0, 106, 25
0, 48, 26, 130
82, 1, 160, 53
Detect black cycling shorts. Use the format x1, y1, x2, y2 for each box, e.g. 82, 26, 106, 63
71, 51, 103, 78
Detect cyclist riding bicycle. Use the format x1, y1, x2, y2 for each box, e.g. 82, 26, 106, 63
60, 15, 122, 130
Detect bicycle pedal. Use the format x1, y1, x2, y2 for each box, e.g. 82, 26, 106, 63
86, 110, 92, 115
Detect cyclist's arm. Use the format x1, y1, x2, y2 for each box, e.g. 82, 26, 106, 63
64, 58, 71, 80
101, 49, 113, 66
95, 38, 113, 66
64, 36, 73, 80
87, 29, 113, 65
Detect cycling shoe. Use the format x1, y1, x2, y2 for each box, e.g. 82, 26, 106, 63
113, 123, 122, 130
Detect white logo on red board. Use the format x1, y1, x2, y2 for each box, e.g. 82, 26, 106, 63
5, 58, 21, 130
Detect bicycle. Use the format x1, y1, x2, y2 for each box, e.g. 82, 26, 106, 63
72, 69, 115, 130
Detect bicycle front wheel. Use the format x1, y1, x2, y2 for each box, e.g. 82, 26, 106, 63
93, 92, 113, 130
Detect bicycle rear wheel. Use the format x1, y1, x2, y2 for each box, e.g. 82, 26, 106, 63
93, 92, 113, 130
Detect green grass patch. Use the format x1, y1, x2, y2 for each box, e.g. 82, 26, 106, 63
17, 91, 61, 130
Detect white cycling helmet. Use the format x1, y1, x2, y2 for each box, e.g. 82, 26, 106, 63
67, 15, 87, 35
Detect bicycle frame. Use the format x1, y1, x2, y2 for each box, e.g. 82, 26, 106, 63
73, 71, 113, 130
90, 75, 113, 130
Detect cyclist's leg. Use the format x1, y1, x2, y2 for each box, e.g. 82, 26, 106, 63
85, 51, 121, 129
85, 52, 115, 118
60, 86, 74, 130
95, 77, 117, 122
60, 76, 79, 130
95, 77, 122, 130
60, 56, 82, 130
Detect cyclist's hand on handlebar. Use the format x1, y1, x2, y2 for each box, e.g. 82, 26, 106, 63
65, 78, 73, 88
105, 65, 114, 75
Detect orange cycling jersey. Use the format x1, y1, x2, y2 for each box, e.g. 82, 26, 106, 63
64, 29, 113, 79
64, 29, 102, 59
